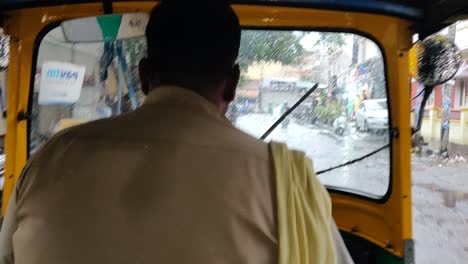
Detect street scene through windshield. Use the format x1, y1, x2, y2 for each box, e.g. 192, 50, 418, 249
31, 28, 391, 198
229, 30, 390, 197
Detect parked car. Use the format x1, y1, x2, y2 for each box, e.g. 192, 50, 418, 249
355, 99, 388, 132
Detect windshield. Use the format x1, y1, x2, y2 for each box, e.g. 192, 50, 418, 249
232, 30, 390, 198
30, 27, 146, 153
30, 24, 390, 198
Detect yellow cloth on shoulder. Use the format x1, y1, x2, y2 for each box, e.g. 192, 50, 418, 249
270, 142, 336, 264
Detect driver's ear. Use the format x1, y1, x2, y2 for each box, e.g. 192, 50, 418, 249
139, 58, 151, 95
223, 64, 240, 102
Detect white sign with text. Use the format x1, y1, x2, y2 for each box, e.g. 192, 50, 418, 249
38, 61, 86, 105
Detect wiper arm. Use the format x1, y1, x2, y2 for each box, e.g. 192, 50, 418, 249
261, 83, 319, 140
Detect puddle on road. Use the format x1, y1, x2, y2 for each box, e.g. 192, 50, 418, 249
414, 182, 468, 208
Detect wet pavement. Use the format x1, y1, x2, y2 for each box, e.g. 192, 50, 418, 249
412, 157, 468, 264
236, 113, 390, 196
236, 113, 468, 263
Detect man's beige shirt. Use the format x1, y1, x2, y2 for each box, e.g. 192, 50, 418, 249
1, 86, 278, 264
0, 86, 352, 264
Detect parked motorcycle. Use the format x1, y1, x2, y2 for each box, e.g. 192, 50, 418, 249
333, 114, 347, 136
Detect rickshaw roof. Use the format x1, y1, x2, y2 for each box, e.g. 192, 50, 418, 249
0, 0, 467, 36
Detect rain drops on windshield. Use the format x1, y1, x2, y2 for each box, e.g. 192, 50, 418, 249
32, 25, 390, 198
229, 30, 389, 197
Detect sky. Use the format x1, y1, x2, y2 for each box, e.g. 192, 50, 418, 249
300, 31, 357, 58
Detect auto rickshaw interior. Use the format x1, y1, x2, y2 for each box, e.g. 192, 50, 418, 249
0, 1, 467, 264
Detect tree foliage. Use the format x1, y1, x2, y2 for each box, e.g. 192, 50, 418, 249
315, 33, 345, 56
238, 31, 304, 68
315, 101, 342, 125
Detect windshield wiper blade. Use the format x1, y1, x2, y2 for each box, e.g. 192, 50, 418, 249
259, 82, 388, 175
261, 83, 319, 140
316, 144, 390, 175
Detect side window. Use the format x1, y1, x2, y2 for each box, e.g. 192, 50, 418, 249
233, 30, 390, 198
30, 25, 147, 154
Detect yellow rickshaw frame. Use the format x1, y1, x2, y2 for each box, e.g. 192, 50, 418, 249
1, 2, 412, 257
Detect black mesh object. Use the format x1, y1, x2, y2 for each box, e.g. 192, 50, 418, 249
145, 0, 241, 73
417, 35, 462, 86
0, 30, 10, 71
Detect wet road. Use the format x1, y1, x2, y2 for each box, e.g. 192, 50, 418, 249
235, 113, 390, 197
412, 157, 468, 264
237, 113, 468, 263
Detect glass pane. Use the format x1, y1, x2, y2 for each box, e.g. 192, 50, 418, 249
232, 31, 389, 197
31, 25, 389, 198
30, 26, 146, 154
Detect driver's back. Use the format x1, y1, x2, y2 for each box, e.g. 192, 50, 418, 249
4, 87, 278, 264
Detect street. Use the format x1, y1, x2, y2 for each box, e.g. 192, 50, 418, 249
236, 113, 390, 196
412, 156, 468, 264
236, 113, 468, 263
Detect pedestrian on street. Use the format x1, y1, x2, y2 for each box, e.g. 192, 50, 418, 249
0, 1, 352, 263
